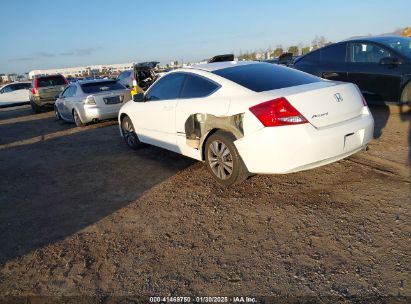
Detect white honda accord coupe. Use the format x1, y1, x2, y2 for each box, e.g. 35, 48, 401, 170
118, 61, 374, 186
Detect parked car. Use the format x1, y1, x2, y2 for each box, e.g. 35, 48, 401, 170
54, 79, 131, 127
118, 61, 374, 186
208, 54, 235, 63
118, 62, 160, 96
0, 82, 31, 106
116, 70, 133, 89
293, 35, 411, 104
29, 74, 68, 113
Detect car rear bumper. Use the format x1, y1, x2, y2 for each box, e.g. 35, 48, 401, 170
234, 111, 374, 174
31, 97, 56, 106
78, 104, 124, 123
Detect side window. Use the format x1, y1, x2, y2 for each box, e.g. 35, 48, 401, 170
118, 72, 125, 80
180, 74, 219, 98
2, 85, 13, 93
118, 71, 130, 81
350, 42, 392, 63
71, 86, 77, 97
62, 86, 72, 97
11, 84, 20, 91
320, 43, 346, 62
145, 73, 186, 101
15, 83, 30, 90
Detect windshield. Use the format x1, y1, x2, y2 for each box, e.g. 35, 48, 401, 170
37, 75, 67, 87
379, 37, 411, 60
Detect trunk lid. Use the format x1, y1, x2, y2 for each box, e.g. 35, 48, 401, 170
285, 82, 364, 128
92, 89, 131, 106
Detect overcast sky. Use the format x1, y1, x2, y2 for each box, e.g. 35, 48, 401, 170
1, 0, 410, 73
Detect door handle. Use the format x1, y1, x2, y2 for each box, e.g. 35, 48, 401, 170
323, 72, 339, 79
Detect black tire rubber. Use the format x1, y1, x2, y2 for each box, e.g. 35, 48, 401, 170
121, 116, 144, 150
54, 105, 62, 120
30, 100, 42, 113
204, 131, 249, 187
400, 82, 411, 105
73, 109, 85, 127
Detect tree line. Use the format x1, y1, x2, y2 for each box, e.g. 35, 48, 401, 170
237, 36, 330, 60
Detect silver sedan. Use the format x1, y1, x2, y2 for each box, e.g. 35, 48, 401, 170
54, 79, 131, 126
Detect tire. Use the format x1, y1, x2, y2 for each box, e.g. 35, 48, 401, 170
73, 109, 85, 127
400, 82, 411, 105
54, 105, 61, 120
121, 116, 144, 149
30, 100, 41, 113
204, 131, 249, 187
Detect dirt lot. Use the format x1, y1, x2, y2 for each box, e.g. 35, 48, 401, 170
0, 104, 410, 303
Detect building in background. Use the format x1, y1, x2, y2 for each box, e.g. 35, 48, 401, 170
28, 62, 134, 79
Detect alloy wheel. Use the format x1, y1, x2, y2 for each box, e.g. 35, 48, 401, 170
207, 140, 234, 180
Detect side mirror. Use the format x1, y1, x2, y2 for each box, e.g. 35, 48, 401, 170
380, 57, 400, 66
132, 92, 145, 102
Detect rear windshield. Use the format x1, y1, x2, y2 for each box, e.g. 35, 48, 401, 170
37, 75, 66, 87
80, 81, 125, 93
213, 63, 320, 92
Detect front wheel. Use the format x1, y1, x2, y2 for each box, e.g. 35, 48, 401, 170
73, 109, 85, 127
205, 131, 249, 187
54, 105, 61, 120
121, 116, 144, 149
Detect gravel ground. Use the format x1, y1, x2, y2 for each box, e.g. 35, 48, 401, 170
0, 104, 409, 303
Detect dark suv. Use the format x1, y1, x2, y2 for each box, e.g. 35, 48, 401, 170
29, 74, 68, 113
293, 36, 411, 104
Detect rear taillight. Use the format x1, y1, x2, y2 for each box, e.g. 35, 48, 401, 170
85, 96, 96, 105
355, 85, 367, 107
249, 97, 308, 127
31, 79, 39, 95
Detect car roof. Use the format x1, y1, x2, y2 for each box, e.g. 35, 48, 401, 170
191, 60, 259, 72
344, 35, 407, 43
34, 74, 64, 78
0, 81, 30, 88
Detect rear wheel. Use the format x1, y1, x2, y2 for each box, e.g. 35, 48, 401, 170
30, 100, 41, 113
73, 109, 85, 127
121, 116, 144, 149
400, 82, 411, 105
205, 131, 249, 187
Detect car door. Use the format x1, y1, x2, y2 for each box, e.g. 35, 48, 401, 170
347, 42, 402, 102
318, 43, 349, 82
0, 84, 16, 102
58, 86, 74, 119
13, 83, 30, 102
129, 72, 186, 152
64, 86, 78, 119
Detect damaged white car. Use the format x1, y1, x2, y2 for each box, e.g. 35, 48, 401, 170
118, 61, 374, 186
